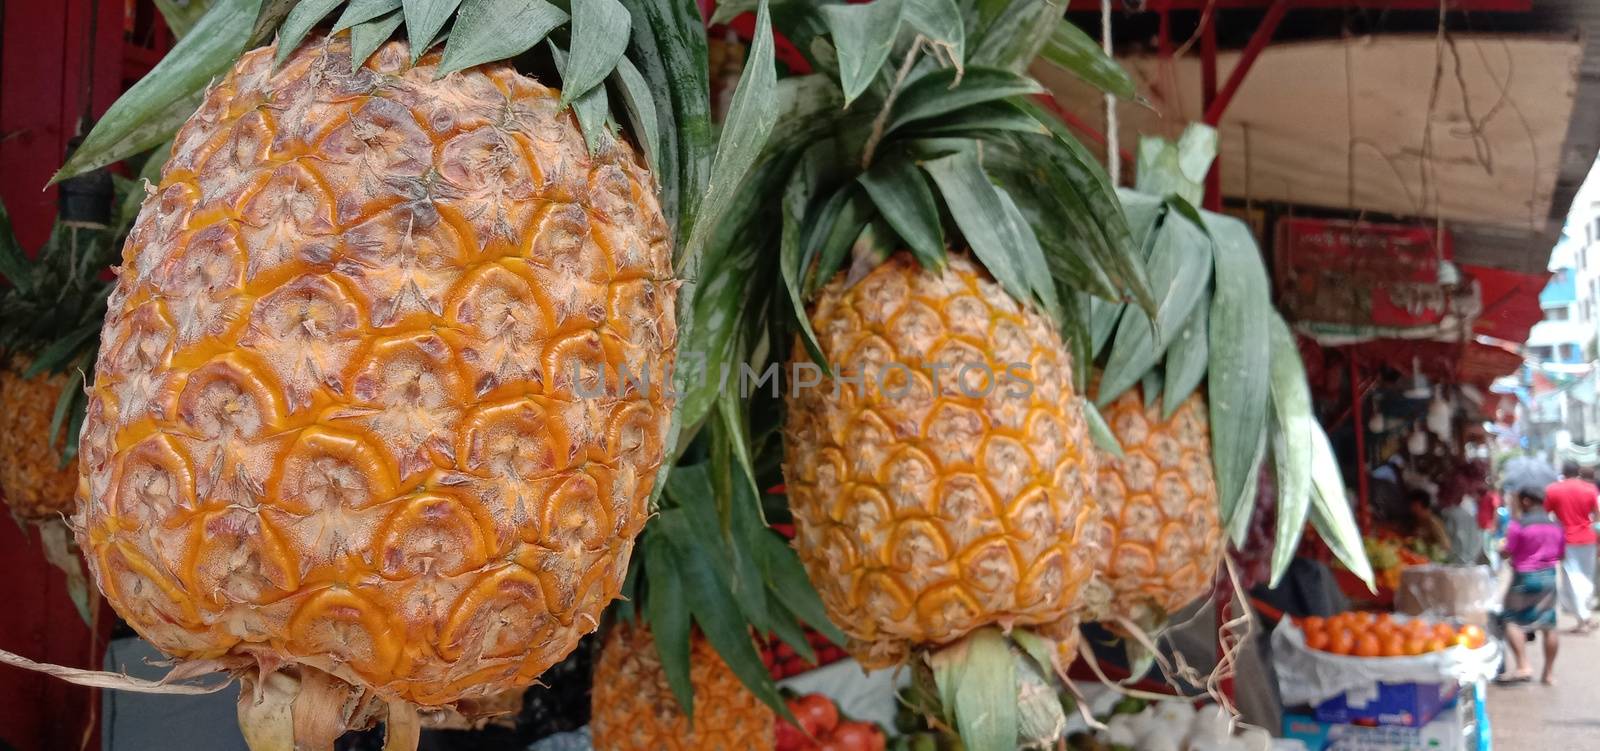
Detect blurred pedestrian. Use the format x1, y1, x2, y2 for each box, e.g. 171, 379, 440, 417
1497, 482, 1564, 684
1546, 461, 1598, 633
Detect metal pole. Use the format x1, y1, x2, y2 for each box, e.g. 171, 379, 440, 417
1102, 0, 1120, 185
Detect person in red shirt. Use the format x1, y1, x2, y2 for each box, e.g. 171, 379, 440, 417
1545, 461, 1599, 632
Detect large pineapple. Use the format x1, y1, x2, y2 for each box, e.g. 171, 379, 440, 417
77, 32, 673, 731
786, 253, 1098, 668
591, 621, 773, 751
1090, 385, 1220, 627
45, 0, 782, 738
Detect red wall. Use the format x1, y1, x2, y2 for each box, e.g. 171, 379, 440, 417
1, 0, 140, 747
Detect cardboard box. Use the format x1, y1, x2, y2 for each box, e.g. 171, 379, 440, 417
1313, 681, 1458, 727
1394, 565, 1495, 626
1284, 690, 1481, 751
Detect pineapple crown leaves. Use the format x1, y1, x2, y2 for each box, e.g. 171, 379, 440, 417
613, 439, 844, 725
1089, 124, 1372, 590
676, 0, 1159, 443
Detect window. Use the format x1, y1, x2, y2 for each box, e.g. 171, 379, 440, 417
1531, 345, 1555, 361
1547, 306, 1571, 321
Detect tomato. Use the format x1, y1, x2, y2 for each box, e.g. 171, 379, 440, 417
1354, 633, 1382, 658
828, 722, 884, 751
1305, 630, 1330, 652
797, 693, 840, 735
776, 717, 816, 751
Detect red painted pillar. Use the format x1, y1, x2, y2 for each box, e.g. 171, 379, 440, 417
0, 1, 127, 749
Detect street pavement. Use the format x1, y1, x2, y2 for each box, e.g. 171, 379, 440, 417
1486, 613, 1600, 748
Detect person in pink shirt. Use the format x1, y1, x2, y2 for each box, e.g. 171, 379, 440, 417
1545, 462, 1598, 632
1498, 481, 1565, 684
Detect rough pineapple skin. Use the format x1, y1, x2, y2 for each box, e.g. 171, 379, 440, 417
590, 622, 772, 751
1092, 385, 1220, 624
784, 253, 1098, 668
0, 370, 79, 521
74, 36, 676, 708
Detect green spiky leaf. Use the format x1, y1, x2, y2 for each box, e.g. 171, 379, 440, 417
659, 511, 789, 716
349, 9, 405, 69
643, 530, 695, 717
859, 154, 945, 271
753, 529, 846, 645
888, 67, 1042, 133
1097, 203, 1212, 406
333, 0, 401, 30
0, 204, 29, 293
1083, 399, 1123, 456
821, 0, 904, 105
1204, 213, 1271, 536
903, 0, 964, 66
436, 0, 567, 76
923, 149, 1043, 312
275, 0, 344, 65
967, 0, 1059, 73
1162, 299, 1209, 418
1309, 424, 1373, 587
549, 43, 614, 152
905, 100, 1045, 138
562, 0, 632, 103
808, 186, 873, 295
1267, 314, 1314, 586
403, 0, 466, 59
53, 0, 258, 183
611, 56, 662, 172
247, 0, 298, 48
153, 0, 215, 38
1040, 18, 1135, 99
679, 0, 777, 269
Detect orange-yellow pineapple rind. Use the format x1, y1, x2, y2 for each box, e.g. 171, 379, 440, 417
1091, 385, 1221, 625
75, 35, 675, 709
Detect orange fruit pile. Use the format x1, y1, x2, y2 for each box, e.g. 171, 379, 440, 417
1294, 613, 1486, 657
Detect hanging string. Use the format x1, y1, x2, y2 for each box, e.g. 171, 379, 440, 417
1102, 0, 1119, 185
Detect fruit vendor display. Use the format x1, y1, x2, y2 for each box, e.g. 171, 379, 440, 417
41, 0, 784, 747
1293, 612, 1487, 657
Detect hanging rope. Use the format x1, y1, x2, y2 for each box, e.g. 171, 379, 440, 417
1102, 0, 1119, 185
